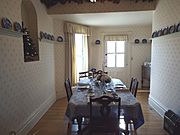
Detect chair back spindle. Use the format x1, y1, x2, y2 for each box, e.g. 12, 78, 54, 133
64, 78, 73, 101
130, 78, 139, 97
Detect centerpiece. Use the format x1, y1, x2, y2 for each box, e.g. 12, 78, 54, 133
97, 73, 111, 83
96, 73, 112, 91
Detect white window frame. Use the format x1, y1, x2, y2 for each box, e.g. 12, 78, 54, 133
105, 40, 127, 68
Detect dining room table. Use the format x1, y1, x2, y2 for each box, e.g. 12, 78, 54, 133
65, 78, 144, 133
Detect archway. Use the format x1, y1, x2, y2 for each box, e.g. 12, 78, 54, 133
21, 0, 39, 62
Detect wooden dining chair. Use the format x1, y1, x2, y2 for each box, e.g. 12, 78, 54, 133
79, 71, 89, 80
65, 78, 89, 133
79, 68, 97, 80
80, 95, 129, 135
130, 78, 139, 97
64, 78, 73, 101
129, 77, 135, 92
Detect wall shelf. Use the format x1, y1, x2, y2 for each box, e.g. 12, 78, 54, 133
130, 42, 151, 45
132, 43, 151, 46
152, 31, 180, 41
0, 27, 23, 38
39, 38, 64, 44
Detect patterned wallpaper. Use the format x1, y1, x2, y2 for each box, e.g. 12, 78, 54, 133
150, 0, 180, 116
89, 25, 152, 88
0, 0, 65, 134
53, 19, 66, 99
150, 0, 180, 115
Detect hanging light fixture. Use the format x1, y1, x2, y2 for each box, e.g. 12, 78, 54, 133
90, 0, 96, 3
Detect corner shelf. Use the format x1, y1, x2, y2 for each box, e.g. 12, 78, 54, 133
0, 27, 23, 38
39, 38, 64, 44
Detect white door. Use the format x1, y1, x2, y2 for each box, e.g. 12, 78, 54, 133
104, 41, 131, 86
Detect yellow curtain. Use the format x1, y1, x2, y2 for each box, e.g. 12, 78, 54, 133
84, 34, 88, 71
72, 36, 77, 85
104, 35, 128, 41
64, 32, 76, 84
64, 22, 91, 85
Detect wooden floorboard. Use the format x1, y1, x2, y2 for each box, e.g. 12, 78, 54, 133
28, 92, 169, 135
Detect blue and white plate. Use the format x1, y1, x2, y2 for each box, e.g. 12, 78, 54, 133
51, 35, 55, 41
152, 31, 158, 38
157, 29, 163, 37
1, 17, 12, 29
95, 40, 101, 45
169, 25, 176, 34
162, 27, 169, 35
142, 39, 147, 44
134, 39, 140, 44
57, 36, 63, 42
176, 23, 180, 32
40, 31, 44, 39
14, 22, 22, 32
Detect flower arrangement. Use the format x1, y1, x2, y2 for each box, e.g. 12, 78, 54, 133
97, 73, 111, 83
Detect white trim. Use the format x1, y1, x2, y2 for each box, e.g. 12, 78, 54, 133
148, 95, 168, 118
17, 93, 56, 135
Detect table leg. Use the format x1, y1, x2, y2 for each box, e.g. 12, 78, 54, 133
77, 116, 82, 134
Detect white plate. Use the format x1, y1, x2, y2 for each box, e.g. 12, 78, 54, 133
78, 85, 89, 89
115, 84, 126, 88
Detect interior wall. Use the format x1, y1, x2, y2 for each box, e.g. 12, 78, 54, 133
0, 0, 63, 134
89, 25, 151, 87
53, 18, 66, 99
149, 0, 180, 116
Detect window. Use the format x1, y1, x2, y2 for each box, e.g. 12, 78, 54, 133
75, 34, 88, 81
106, 41, 126, 67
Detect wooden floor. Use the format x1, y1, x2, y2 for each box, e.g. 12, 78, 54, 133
28, 92, 168, 135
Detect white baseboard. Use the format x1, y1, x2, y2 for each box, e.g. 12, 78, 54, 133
148, 95, 167, 118
17, 93, 56, 135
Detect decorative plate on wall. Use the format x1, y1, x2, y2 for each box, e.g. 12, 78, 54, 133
1, 17, 12, 29
14, 22, 22, 32
176, 23, 180, 32
44, 32, 48, 39
162, 27, 169, 35
169, 25, 176, 34
142, 39, 147, 44
152, 31, 158, 38
40, 31, 44, 39
134, 39, 140, 44
95, 40, 101, 45
57, 36, 63, 42
47, 34, 51, 40
157, 29, 163, 37
51, 35, 55, 41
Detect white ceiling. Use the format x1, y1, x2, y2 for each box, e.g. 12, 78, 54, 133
51, 11, 153, 27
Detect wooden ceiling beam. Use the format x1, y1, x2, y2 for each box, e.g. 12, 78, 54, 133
45, 0, 158, 15
41, 0, 157, 8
